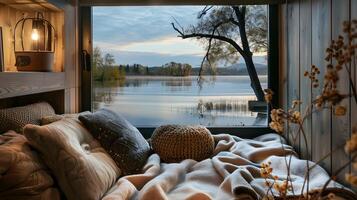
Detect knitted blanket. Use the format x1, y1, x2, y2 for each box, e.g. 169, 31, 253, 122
102, 134, 356, 200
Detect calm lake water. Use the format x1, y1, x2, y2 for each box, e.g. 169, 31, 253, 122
92, 76, 268, 127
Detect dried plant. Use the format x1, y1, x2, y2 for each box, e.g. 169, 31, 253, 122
262, 19, 357, 199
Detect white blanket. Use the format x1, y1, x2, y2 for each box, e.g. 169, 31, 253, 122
102, 134, 356, 200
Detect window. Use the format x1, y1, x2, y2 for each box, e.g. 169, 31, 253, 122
88, 5, 278, 131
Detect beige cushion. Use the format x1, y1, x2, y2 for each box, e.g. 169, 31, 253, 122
0, 131, 60, 200
23, 118, 121, 200
151, 125, 215, 162
0, 102, 55, 133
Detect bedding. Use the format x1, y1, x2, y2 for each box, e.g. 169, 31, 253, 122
0, 131, 60, 200
102, 133, 356, 200
23, 117, 121, 200
79, 109, 151, 175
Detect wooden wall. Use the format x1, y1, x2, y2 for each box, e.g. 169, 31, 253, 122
280, 0, 357, 185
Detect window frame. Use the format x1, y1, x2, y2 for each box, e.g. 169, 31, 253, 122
79, 4, 279, 138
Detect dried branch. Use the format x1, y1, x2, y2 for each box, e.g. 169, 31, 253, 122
197, 6, 214, 19
171, 22, 245, 57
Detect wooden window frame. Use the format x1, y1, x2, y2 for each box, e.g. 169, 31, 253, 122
79, 4, 279, 138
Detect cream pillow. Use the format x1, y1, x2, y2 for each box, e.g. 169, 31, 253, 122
23, 118, 121, 200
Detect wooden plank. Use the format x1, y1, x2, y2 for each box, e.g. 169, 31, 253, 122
0, 72, 65, 99
79, 0, 285, 6
351, 0, 357, 191
311, 0, 332, 172
0, 0, 61, 11
63, 1, 79, 113
279, 2, 290, 141
331, 0, 351, 184
299, 0, 312, 160
286, 0, 301, 152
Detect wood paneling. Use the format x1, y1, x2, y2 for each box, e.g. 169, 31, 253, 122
299, 0, 312, 160
287, 0, 301, 152
331, 0, 351, 185
281, 0, 356, 185
63, 0, 79, 113
351, 0, 357, 188
311, 0, 331, 172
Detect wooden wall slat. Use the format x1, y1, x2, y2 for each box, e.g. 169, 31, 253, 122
352, 0, 357, 189
331, 0, 351, 184
279, 2, 289, 140
63, 1, 79, 113
287, 0, 301, 151
299, 0, 312, 160
311, 0, 332, 172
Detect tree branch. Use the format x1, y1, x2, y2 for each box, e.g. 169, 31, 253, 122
171, 22, 245, 57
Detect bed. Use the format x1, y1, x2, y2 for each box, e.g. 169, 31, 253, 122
102, 133, 356, 200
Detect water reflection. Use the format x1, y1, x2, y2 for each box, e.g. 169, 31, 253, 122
92, 76, 268, 127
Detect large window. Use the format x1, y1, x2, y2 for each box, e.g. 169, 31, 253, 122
91, 5, 273, 128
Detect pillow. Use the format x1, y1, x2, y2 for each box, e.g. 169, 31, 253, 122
151, 124, 215, 162
0, 131, 60, 200
23, 118, 120, 200
0, 102, 56, 133
79, 109, 151, 175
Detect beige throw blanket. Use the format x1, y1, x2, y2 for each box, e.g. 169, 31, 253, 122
103, 134, 356, 200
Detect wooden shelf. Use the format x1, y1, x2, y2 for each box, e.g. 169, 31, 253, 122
0, 72, 65, 99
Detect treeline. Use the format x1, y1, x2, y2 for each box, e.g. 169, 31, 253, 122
116, 62, 192, 77
93, 47, 125, 81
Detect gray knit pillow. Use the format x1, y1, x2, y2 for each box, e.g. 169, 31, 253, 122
78, 109, 151, 175
0, 102, 55, 133
151, 125, 215, 163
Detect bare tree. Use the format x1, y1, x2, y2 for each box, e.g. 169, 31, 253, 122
172, 5, 267, 101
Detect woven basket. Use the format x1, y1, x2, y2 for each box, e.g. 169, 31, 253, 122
151, 125, 215, 163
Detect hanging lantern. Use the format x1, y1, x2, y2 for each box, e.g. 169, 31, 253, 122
14, 13, 56, 72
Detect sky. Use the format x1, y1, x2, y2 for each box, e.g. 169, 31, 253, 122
93, 6, 267, 67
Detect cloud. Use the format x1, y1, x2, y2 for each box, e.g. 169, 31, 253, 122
94, 36, 206, 56
93, 6, 203, 46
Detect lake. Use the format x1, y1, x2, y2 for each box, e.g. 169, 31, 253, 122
92, 76, 268, 127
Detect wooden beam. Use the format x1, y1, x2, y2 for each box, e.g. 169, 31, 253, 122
79, 0, 285, 6
0, 72, 65, 99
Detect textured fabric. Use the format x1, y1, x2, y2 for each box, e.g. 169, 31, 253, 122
102, 133, 356, 200
151, 124, 215, 162
0, 102, 55, 133
40, 115, 64, 125
0, 131, 60, 200
23, 117, 121, 200
79, 109, 151, 175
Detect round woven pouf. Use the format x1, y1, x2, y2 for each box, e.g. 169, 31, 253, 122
151, 124, 215, 163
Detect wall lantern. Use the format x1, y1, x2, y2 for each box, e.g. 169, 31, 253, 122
14, 13, 56, 72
